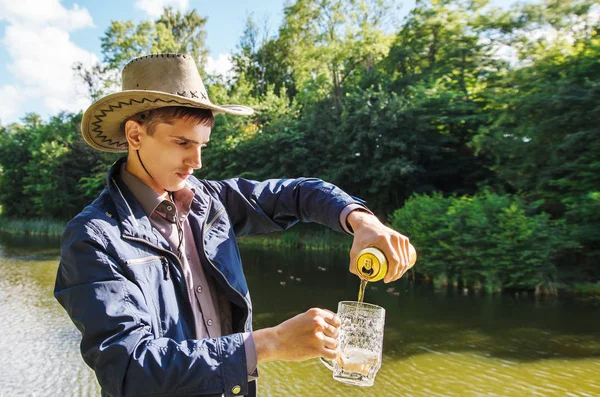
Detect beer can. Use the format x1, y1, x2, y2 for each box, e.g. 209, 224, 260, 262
356, 247, 388, 282
356, 245, 417, 282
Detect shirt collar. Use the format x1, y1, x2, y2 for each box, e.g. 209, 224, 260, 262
119, 162, 195, 220
119, 163, 165, 217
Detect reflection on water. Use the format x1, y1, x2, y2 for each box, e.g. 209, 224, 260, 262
1, 236, 599, 396
0, 233, 101, 397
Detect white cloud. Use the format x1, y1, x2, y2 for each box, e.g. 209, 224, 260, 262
205, 53, 233, 79
0, 85, 26, 122
0, 0, 93, 30
135, 0, 189, 18
0, 0, 97, 123
592, 4, 600, 23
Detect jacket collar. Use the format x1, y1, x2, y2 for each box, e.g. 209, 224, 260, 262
105, 157, 160, 243
105, 157, 211, 246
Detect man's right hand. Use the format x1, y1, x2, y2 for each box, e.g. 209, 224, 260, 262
253, 308, 340, 363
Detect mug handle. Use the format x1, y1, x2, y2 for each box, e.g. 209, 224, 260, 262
320, 356, 334, 371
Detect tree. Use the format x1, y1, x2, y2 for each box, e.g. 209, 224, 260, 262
471, 0, 600, 275
278, 0, 397, 114
231, 14, 296, 100
75, 7, 210, 101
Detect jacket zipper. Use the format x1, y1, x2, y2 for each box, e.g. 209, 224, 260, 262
113, 176, 199, 335
125, 255, 169, 280
201, 197, 251, 332
125, 255, 164, 265
122, 234, 196, 337
121, 198, 251, 335
161, 257, 169, 280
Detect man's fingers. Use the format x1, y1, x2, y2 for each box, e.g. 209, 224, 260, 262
402, 238, 411, 273
384, 243, 402, 283
397, 238, 410, 279
311, 308, 340, 336
323, 311, 341, 328
315, 310, 340, 353
321, 346, 338, 360
321, 334, 338, 351
383, 236, 412, 283
321, 322, 339, 339
317, 312, 339, 339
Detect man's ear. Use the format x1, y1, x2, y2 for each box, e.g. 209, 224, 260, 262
125, 119, 144, 150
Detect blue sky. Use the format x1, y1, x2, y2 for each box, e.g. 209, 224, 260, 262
0, 0, 521, 124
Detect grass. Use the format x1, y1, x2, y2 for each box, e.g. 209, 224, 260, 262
572, 282, 600, 300
0, 216, 352, 250
432, 272, 448, 289
237, 224, 353, 251
0, 217, 66, 236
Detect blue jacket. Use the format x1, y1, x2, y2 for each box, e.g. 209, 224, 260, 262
54, 158, 364, 397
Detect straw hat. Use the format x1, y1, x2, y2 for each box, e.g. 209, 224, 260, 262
81, 53, 253, 152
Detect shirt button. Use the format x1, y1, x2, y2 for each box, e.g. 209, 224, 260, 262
196, 286, 202, 293
231, 385, 241, 395
207, 319, 213, 326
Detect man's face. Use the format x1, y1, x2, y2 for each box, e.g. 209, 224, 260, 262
131, 117, 211, 194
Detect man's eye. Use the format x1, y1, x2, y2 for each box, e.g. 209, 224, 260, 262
176, 141, 188, 146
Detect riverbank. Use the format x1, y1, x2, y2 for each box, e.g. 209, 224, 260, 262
1, 217, 597, 301
236, 223, 352, 251
0, 217, 353, 250
0, 217, 66, 236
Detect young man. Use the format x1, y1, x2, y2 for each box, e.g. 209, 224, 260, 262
54, 54, 413, 397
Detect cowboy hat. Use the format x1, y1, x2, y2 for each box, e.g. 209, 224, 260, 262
81, 53, 253, 152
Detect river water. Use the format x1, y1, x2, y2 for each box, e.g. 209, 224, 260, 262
0, 234, 599, 396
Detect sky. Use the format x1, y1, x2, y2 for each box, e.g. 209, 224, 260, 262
0, 0, 521, 125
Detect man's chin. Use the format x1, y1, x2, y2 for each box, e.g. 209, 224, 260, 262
168, 181, 187, 192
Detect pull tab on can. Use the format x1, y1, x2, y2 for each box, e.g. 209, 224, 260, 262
357, 247, 388, 282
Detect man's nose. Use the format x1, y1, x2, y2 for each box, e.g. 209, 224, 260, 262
187, 147, 202, 169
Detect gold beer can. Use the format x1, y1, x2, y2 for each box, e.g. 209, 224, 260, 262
357, 247, 388, 282
357, 245, 417, 282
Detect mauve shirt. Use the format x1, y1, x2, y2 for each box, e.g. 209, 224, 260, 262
119, 165, 257, 378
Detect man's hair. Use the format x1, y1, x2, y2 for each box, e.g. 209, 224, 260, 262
133, 106, 215, 136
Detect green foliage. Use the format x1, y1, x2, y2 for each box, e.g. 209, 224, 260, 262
1, 0, 598, 289
0, 113, 117, 220
470, 0, 600, 278
230, 15, 296, 99
102, 8, 208, 71
390, 191, 574, 291
572, 282, 600, 299
278, 0, 396, 112
75, 7, 210, 101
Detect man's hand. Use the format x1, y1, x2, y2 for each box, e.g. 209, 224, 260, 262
253, 308, 340, 363
347, 210, 413, 283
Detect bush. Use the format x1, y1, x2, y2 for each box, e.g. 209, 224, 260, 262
390, 191, 574, 292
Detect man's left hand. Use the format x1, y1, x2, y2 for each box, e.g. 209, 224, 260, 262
347, 210, 412, 283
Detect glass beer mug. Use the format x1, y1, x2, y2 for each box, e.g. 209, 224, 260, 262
321, 301, 386, 386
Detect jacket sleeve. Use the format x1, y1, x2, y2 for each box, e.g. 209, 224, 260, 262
54, 219, 250, 397
203, 177, 368, 236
